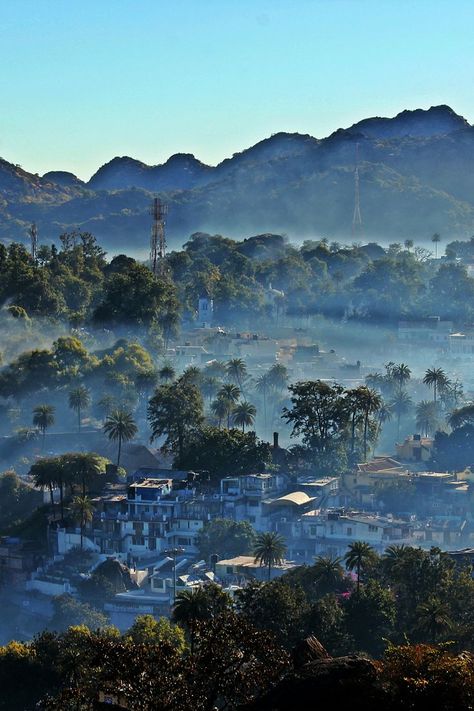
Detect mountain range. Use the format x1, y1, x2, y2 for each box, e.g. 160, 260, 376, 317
2, 104, 474, 251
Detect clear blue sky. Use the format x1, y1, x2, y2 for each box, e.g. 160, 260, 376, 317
1, 0, 474, 180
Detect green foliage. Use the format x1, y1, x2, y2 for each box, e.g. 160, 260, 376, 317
0, 470, 42, 529
148, 379, 205, 459
197, 518, 256, 560
176, 426, 271, 481
125, 615, 186, 652
49, 594, 108, 632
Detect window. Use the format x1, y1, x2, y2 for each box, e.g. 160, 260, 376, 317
310, 525, 317, 536
346, 527, 352, 536
132, 536, 144, 546
330, 524, 335, 535
368, 525, 378, 533
226, 566, 234, 574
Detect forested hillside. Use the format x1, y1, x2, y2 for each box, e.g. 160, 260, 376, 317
2, 105, 474, 249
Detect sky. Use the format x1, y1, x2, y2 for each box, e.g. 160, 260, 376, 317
1, 0, 474, 180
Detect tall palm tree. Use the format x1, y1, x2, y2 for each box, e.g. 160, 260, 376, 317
344, 541, 376, 593
32, 404, 55, 449
391, 363, 411, 391
210, 398, 228, 428
415, 400, 439, 437
358, 387, 381, 461
382, 544, 409, 577
416, 595, 452, 642
390, 390, 413, 440
253, 532, 287, 581
267, 363, 288, 393
432, 232, 441, 259
172, 587, 209, 655
103, 409, 138, 466
226, 358, 247, 394
313, 555, 344, 592
30, 458, 60, 511
96, 394, 117, 423
70, 495, 94, 550
62, 452, 105, 497
159, 364, 175, 382
423, 367, 448, 404
346, 387, 366, 455
255, 372, 271, 436
232, 401, 257, 432
201, 376, 219, 404
217, 383, 241, 428
373, 401, 392, 456
181, 366, 202, 387
68, 385, 91, 433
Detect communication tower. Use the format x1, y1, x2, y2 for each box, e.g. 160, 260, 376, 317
352, 143, 363, 236
150, 197, 168, 275
28, 223, 38, 261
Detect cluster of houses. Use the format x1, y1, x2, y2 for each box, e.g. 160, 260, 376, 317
3, 431, 473, 631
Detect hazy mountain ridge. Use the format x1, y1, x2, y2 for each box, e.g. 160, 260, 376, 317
2, 105, 474, 248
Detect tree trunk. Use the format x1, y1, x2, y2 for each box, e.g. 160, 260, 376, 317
268, 560, 271, 582
80, 521, 84, 550
48, 482, 54, 511
42, 427, 46, 450
59, 482, 64, 522
356, 560, 361, 594
117, 434, 122, 467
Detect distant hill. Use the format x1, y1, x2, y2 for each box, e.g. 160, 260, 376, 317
2, 105, 474, 250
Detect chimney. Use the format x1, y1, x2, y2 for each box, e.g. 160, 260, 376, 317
273, 432, 279, 449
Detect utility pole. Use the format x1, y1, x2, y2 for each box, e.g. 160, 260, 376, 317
28, 223, 38, 262
150, 197, 168, 275
165, 546, 185, 607
352, 143, 363, 237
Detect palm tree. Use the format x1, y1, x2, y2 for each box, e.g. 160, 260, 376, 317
373, 401, 392, 455
159, 364, 175, 382
255, 372, 271, 436
68, 385, 91, 433
432, 233, 441, 259
30, 458, 60, 511
103, 409, 138, 466
359, 387, 382, 461
344, 541, 376, 593
61, 452, 105, 497
32, 404, 55, 449
391, 363, 411, 391
70, 495, 94, 550
415, 400, 439, 437
404, 239, 414, 251
227, 358, 247, 395
267, 363, 288, 393
181, 366, 202, 387
201, 376, 219, 404
210, 398, 228, 428
313, 555, 344, 592
423, 367, 448, 404
346, 387, 366, 455
390, 390, 413, 440
253, 531, 286, 581
232, 401, 257, 432
96, 394, 117, 423
172, 587, 209, 654
382, 544, 409, 577
416, 596, 452, 642
217, 383, 241, 428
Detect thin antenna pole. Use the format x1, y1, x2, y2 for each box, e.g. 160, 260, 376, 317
28, 223, 38, 262
352, 143, 363, 236
150, 197, 168, 275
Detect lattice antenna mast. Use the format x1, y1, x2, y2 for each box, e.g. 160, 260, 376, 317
150, 197, 168, 274
352, 143, 363, 236
28, 223, 38, 262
